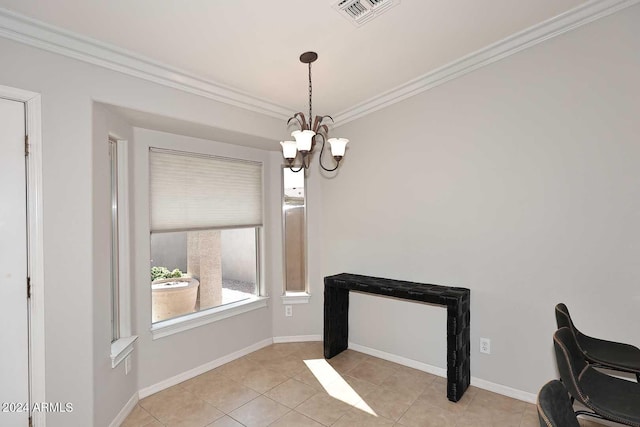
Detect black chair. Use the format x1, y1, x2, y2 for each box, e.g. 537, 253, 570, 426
553, 327, 640, 426
537, 380, 580, 427
556, 303, 640, 382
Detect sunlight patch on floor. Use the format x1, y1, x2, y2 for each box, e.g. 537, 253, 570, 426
304, 359, 377, 416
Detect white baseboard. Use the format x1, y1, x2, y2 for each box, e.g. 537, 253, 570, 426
348, 341, 537, 404
348, 342, 447, 378
138, 337, 273, 399
109, 392, 138, 427
273, 335, 322, 343
470, 377, 536, 404
131, 335, 536, 424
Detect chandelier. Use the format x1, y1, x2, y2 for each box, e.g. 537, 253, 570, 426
280, 51, 349, 172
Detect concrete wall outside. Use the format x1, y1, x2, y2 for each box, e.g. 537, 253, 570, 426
150, 229, 256, 283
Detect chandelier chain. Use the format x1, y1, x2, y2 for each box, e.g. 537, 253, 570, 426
308, 62, 313, 129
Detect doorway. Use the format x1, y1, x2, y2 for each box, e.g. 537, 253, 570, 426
0, 97, 29, 425
0, 87, 45, 427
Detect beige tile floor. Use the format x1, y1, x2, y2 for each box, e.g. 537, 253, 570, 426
122, 342, 602, 427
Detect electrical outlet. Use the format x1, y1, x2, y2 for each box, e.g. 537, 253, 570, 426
480, 338, 491, 354
125, 355, 132, 375
285, 305, 293, 317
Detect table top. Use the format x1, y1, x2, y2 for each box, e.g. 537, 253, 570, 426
324, 273, 469, 305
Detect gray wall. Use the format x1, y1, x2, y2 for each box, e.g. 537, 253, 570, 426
318, 5, 640, 396
92, 104, 139, 427
1, 5, 638, 424
0, 35, 282, 426
272, 4, 640, 398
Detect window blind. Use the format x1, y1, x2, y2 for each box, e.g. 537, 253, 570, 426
150, 148, 263, 233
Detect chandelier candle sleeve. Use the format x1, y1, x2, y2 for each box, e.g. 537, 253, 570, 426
280, 141, 297, 160
328, 138, 349, 158
292, 130, 316, 152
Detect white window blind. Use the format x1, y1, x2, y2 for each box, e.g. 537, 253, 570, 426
150, 148, 263, 232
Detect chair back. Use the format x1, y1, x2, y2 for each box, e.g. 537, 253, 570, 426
537, 380, 580, 427
555, 303, 589, 351
553, 327, 588, 406
555, 303, 573, 330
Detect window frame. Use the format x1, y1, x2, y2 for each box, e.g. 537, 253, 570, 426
281, 166, 310, 304
109, 138, 120, 342
148, 147, 267, 339
109, 137, 138, 368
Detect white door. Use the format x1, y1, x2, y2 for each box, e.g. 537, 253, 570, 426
0, 98, 30, 426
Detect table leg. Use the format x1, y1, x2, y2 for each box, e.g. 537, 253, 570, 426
446, 296, 471, 402
324, 286, 349, 359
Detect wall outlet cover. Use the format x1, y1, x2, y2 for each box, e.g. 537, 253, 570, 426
480, 338, 491, 354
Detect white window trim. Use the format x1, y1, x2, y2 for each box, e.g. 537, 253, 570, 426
110, 138, 137, 368
281, 292, 310, 304
151, 296, 269, 340
111, 335, 138, 368
282, 167, 309, 295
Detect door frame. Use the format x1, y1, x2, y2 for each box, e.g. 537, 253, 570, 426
0, 85, 45, 426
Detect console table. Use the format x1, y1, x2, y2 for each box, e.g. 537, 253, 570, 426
324, 273, 470, 402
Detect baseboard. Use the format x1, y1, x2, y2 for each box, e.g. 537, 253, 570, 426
348, 342, 447, 378
138, 337, 273, 399
135, 335, 536, 418
348, 341, 537, 404
109, 391, 138, 427
272, 334, 322, 343
470, 377, 536, 404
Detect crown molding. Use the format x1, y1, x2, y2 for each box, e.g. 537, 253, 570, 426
1, 1, 637, 125
334, 0, 640, 126
0, 7, 292, 120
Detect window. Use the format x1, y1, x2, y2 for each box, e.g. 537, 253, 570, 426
109, 138, 120, 342
282, 167, 309, 300
149, 148, 263, 325
109, 137, 137, 367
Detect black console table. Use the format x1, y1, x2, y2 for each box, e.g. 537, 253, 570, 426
324, 273, 470, 402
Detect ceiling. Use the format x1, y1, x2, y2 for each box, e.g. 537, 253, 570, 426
0, 0, 586, 116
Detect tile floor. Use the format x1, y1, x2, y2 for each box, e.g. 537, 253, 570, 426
122, 342, 602, 427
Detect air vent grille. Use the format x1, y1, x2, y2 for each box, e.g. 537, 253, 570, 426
333, 0, 401, 27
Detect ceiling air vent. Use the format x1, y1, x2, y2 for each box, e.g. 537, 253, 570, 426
333, 0, 401, 27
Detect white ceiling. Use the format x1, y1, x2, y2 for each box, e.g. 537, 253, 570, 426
0, 0, 586, 116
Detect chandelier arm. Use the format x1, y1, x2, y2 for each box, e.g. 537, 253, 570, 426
320, 115, 334, 125
317, 133, 340, 172
316, 124, 329, 137
315, 116, 334, 135
288, 154, 306, 173
288, 112, 308, 131
289, 163, 305, 173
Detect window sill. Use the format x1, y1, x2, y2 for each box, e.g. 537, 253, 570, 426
111, 335, 138, 368
151, 296, 269, 340
281, 292, 310, 304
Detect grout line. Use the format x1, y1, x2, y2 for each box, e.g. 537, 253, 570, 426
141, 404, 165, 427
130, 343, 539, 427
